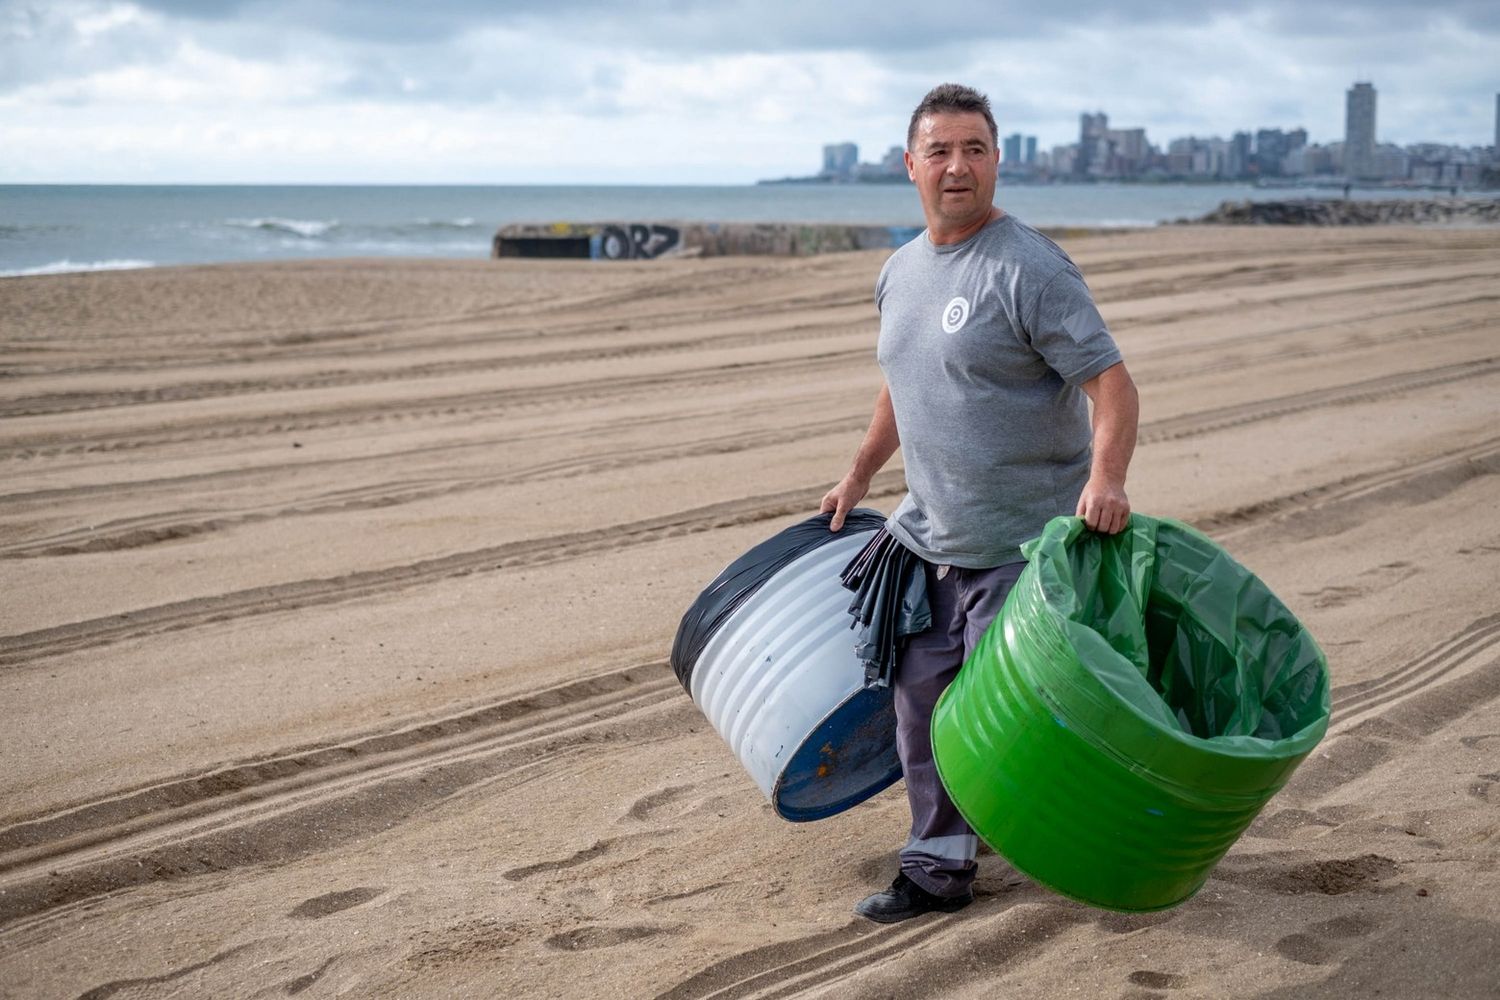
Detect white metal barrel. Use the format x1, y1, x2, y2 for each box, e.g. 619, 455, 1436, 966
671, 511, 901, 821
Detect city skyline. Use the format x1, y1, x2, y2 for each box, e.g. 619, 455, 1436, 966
804, 80, 1495, 188
2, 0, 1497, 183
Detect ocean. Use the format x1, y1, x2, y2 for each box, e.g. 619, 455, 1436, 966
0, 183, 1479, 277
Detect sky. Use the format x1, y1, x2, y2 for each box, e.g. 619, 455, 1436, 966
1, 0, 1497, 184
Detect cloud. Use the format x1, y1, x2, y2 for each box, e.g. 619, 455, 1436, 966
115, 0, 1500, 51
1, 0, 1494, 182
0, 2, 171, 92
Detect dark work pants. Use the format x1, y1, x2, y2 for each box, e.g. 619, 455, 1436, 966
896, 559, 1026, 897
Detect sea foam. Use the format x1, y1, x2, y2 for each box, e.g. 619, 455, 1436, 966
226, 217, 338, 238
0, 259, 155, 278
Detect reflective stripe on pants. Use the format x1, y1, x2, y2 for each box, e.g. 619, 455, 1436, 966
905, 833, 979, 862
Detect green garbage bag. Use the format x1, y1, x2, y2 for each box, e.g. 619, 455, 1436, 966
931, 514, 1330, 912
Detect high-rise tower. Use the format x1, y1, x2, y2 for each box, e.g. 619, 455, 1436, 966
1078, 112, 1108, 175
821, 143, 858, 179
1345, 82, 1377, 179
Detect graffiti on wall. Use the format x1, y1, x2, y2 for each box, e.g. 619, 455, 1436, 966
595, 224, 683, 260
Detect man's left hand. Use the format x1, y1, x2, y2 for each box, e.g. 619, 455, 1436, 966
1077, 478, 1130, 535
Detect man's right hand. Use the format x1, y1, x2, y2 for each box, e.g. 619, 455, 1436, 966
820, 474, 870, 531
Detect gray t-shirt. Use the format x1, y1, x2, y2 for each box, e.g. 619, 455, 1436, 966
876, 213, 1122, 567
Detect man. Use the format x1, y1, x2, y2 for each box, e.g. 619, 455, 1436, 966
820, 83, 1139, 922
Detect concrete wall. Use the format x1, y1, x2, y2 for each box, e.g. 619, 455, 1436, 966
493, 222, 923, 260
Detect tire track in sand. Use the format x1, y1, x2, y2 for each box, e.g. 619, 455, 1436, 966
8, 355, 1494, 566
1198, 437, 1500, 543
5, 427, 1494, 970
651, 895, 1085, 999
1330, 614, 1500, 734
0, 392, 867, 506
2, 277, 874, 387
1267, 611, 1500, 813
650, 919, 950, 1000
8, 365, 1496, 664
0, 415, 869, 559
1128, 305, 1496, 384
649, 438, 1500, 999
0, 349, 865, 462
0, 473, 909, 668
652, 612, 1500, 1000
14, 264, 1489, 421
0, 317, 869, 420
0, 661, 686, 931
1138, 357, 1500, 445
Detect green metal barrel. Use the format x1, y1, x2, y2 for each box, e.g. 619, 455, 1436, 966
931, 515, 1330, 912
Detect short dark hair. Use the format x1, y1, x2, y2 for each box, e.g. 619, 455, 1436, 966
906, 83, 998, 151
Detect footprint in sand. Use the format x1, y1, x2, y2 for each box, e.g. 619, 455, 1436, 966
1248, 807, 1340, 840
854, 853, 894, 883
1127, 968, 1188, 989
1273, 932, 1335, 965
405, 920, 520, 969
1096, 911, 1176, 935
287, 886, 385, 919
1274, 912, 1381, 965
1300, 562, 1416, 609
1274, 854, 1402, 895
283, 957, 338, 995
1467, 772, 1500, 803
624, 783, 693, 821
1214, 853, 1401, 896
545, 924, 675, 951
645, 880, 784, 909
502, 831, 667, 882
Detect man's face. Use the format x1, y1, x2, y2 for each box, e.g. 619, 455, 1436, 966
904, 111, 999, 231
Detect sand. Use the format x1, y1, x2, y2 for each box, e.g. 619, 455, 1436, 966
1, 224, 1497, 999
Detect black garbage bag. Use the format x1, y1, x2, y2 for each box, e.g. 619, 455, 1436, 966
839, 528, 931, 689
670, 508, 887, 692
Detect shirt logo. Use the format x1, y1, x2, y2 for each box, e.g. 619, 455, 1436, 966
941, 296, 971, 334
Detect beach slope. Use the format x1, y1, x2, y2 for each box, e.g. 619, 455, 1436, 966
1, 225, 1497, 998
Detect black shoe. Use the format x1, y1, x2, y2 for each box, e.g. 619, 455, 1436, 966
854, 873, 973, 923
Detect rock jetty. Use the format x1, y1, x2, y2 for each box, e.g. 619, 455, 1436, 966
1190, 197, 1500, 226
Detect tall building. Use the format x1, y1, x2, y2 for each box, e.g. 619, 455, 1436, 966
1003, 133, 1024, 165
1228, 132, 1252, 177
1255, 129, 1288, 176
1002, 133, 1039, 173
1051, 144, 1078, 174
1025, 136, 1037, 165
1106, 128, 1151, 174
1494, 93, 1499, 154
1345, 82, 1377, 179
880, 145, 906, 176
821, 142, 858, 179
1078, 112, 1108, 174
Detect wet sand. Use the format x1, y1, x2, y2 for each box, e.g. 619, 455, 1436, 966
2, 225, 1498, 998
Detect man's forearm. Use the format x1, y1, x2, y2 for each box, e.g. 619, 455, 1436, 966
1083, 363, 1139, 486
822, 383, 900, 530
849, 383, 901, 483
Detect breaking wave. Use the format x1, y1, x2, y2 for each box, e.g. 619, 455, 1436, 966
222, 217, 481, 241
411, 217, 478, 229
226, 217, 340, 238
0, 258, 155, 278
